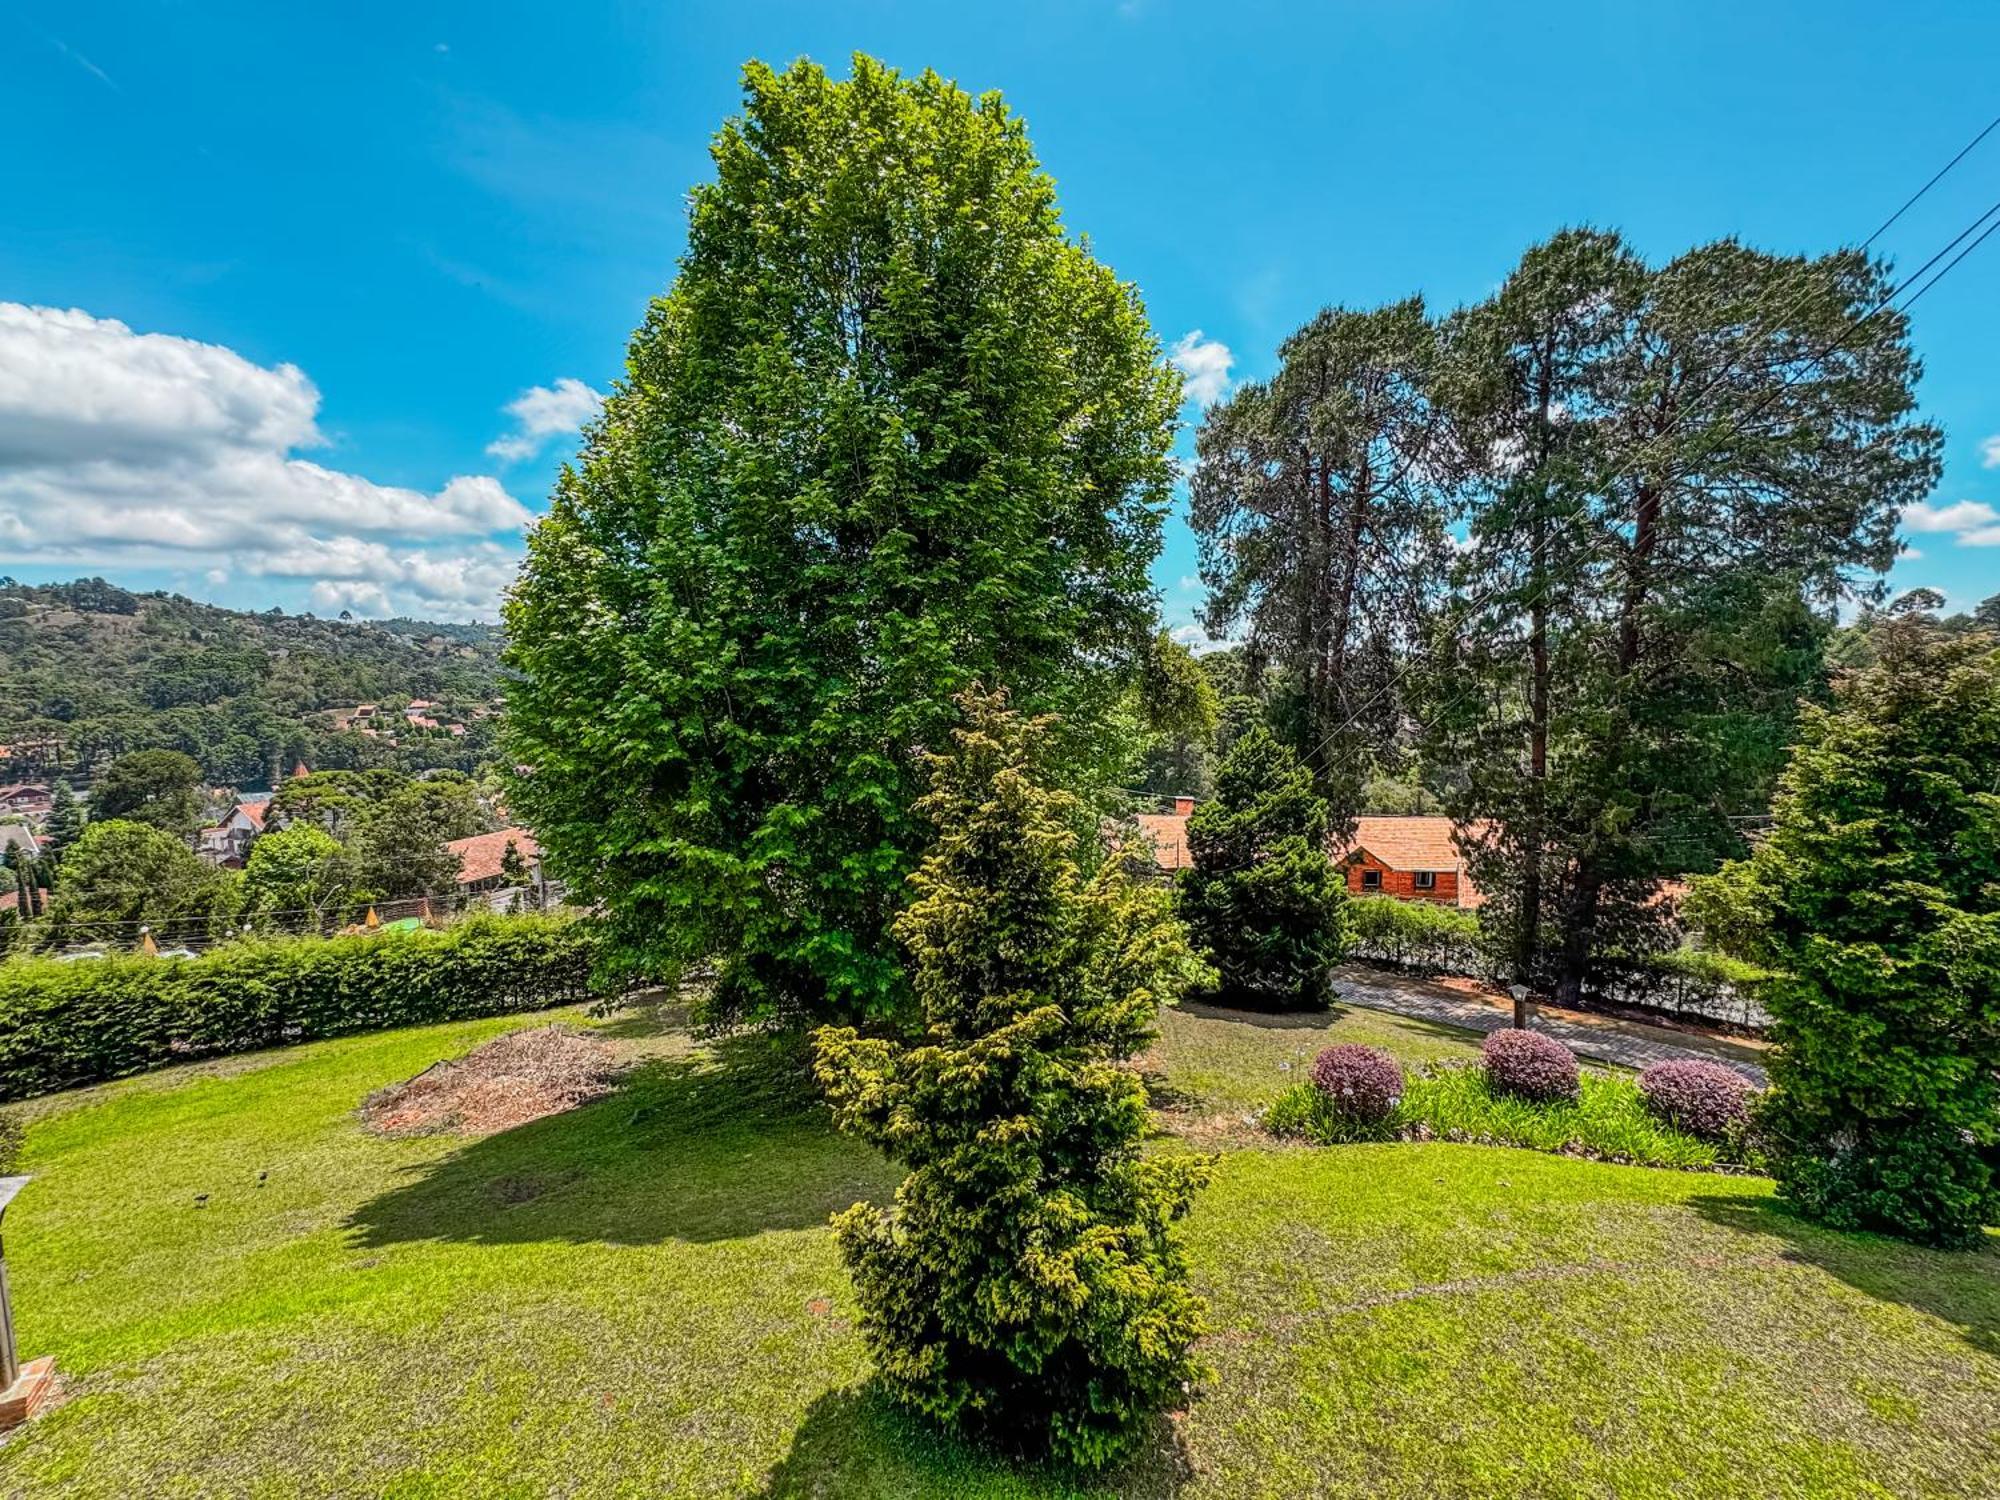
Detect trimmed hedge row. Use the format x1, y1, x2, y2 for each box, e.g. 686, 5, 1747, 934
1343, 894, 1488, 976
0, 914, 603, 1101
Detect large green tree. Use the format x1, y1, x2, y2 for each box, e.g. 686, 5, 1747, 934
505, 56, 1179, 1022
1191, 299, 1454, 828
813, 688, 1209, 1467
1726, 623, 2000, 1246
241, 824, 359, 930
45, 818, 237, 945
1431, 230, 1942, 1003
90, 749, 204, 839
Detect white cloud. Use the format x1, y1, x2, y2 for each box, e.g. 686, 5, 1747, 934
1980, 434, 2000, 469
486, 376, 602, 462
0, 302, 529, 619
1168, 330, 1235, 408
1169, 621, 1231, 655
1902, 499, 2000, 534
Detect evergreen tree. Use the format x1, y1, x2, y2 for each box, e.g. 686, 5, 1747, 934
91, 749, 205, 839
505, 56, 1179, 1023
1177, 725, 1349, 1009
1431, 231, 1941, 1001
1729, 622, 2000, 1247
1191, 299, 1454, 828
42, 780, 84, 875
813, 688, 1210, 1468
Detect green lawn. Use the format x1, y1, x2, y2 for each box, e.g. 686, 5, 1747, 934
2, 1004, 1997, 1497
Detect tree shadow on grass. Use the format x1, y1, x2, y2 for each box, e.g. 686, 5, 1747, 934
346, 1032, 904, 1250
1173, 996, 1351, 1032
1690, 1193, 2000, 1360
753, 1380, 1190, 1499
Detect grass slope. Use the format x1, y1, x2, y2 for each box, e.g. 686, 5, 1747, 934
1, 1005, 1996, 1497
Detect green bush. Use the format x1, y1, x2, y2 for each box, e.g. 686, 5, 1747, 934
1267, 1062, 1750, 1172
814, 688, 1210, 1470
0, 914, 603, 1101
1177, 726, 1347, 1009
1345, 894, 1486, 975
1725, 625, 2000, 1247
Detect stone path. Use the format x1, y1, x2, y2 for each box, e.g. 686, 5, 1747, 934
1332, 962, 1769, 1085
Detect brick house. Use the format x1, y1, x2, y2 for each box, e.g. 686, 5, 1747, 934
1329, 816, 1484, 909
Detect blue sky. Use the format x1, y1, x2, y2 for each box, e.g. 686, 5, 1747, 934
2, 1, 1995, 628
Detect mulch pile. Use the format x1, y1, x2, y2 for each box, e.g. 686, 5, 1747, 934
360, 1024, 625, 1137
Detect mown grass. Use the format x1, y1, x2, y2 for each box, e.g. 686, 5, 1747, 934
1267, 1063, 1748, 1171
0, 1005, 1996, 1497
1142, 997, 1489, 1115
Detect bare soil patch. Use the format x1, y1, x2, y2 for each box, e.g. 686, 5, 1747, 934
360, 1025, 626, 1137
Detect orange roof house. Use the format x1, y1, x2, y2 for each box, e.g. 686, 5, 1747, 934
445, 827, 541, 890
1329, 816, 1484, 908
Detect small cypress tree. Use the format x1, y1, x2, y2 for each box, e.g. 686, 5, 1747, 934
43, 781, 85, 876
1177, 725, 1348, 1009
813, 687, 1210, 1469
1733, 622, 2000, 1247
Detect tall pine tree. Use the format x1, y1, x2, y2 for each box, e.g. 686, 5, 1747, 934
1431, 231, 1940, 1001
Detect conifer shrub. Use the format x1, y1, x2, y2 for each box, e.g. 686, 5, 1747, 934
1176, 726, 1348, 1010
1637, 1058, 1755, 1142
1481, 1028, 1579, 1103
813, 688, 1211, 1470
1724, 625, 2000, 1248
1307, 1044, 1403, 1125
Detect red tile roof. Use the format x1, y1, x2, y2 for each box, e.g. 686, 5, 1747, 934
237, 801, 269, 830
446, 827, 539, 886
1331, 816, 1486, 908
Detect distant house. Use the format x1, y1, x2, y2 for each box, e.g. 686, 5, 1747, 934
0, 783, 51, 821
445, 827, 542, 896
1124, 804, 1486, 909
0, 824, 40, 862
1130, 795, 1199, 874
1330, 816, 1484, 909
197, 799, 269, 867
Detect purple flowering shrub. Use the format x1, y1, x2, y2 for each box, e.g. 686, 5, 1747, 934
1481, 1029, 1579, 1103
1307, 1044, 1404, 1124
1638, 1058, 1756, 1141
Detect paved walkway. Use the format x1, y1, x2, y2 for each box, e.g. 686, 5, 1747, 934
1333, 962, 1769, 1085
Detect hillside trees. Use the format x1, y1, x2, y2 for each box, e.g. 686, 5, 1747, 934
1178, 725, 1349, 1008
1190, 299, 1456, 831
813, 688, 1210, 1467
506, 56, 1179, 1023
1428, 231, 1941, 1001
1723, 623, 2000, 1246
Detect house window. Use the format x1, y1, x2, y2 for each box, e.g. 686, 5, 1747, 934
1361, 869, 1382, 891
1413, 871, 1437, 891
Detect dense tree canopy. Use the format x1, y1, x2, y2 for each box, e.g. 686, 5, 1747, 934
45, 819, 236, 945
506, 55, 1180, 1022
1727, 623, 2000, 1246
91, 749, 205, 839
1426, 230, 1941, 1000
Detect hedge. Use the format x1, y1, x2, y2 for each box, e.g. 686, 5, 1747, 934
0, 914, 604, 1101
1344, 894, 1488, 976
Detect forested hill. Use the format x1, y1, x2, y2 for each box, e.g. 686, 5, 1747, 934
0, 577, 506, 789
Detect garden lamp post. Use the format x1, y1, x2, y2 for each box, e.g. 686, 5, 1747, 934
1508, 982, 1533, 1031
0, 1176, 54, 1428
